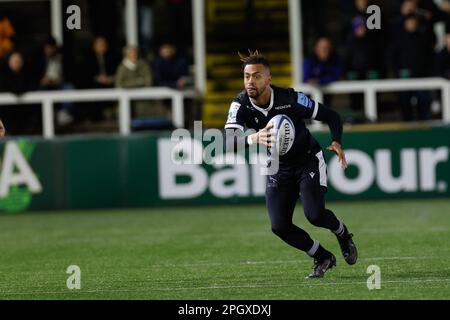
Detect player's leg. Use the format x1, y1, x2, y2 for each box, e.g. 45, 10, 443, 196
299, 151, 358, 265
266, 176, 335, 278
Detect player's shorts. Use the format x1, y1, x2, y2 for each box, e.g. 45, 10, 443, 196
265, 150, 330, 233
266, 150, 328, 194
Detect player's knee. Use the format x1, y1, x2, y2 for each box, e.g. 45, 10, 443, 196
305, 211, 323, 227
271, 225, 292, 238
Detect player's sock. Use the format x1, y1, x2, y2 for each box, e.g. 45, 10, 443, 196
334, 224, 358, 265
306, 240, 331, 261
332, 220, 348, 237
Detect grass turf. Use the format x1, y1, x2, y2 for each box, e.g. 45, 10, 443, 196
0, 199, 449, 300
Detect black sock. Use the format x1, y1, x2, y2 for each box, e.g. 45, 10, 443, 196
313, 244, 331, 261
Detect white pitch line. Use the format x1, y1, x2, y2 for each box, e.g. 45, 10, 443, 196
2, 278, 450, 296
146, 256, 438, 268
357, 227, 450, 233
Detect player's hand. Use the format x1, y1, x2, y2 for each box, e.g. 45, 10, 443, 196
250, 123, 274, 147
327, 141, 348, 169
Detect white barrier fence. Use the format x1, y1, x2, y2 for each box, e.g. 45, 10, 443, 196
294, 77, 450, 130
1, 78, 449, 138
0, 87, 197, 138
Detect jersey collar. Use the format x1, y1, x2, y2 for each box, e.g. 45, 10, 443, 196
248, 87, 274, 117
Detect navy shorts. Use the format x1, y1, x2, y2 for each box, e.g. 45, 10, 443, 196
266, 150, 330, 230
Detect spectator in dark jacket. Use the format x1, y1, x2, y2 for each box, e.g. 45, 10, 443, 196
344, 0, 383, 116
344, 0, 381, 80
435, 31, 450, 79
37, 36, 64, 90
74, 37, 120, 123
393, 0, 449, 33
392, 14, 431, 121
303, 37, 342, 86
392, 14, 430, 78
153, 43, 189, 89
391, 0, 447, 74
0, 52, 40, 135
86, 36, 118, 89
0, 51, 32, 94
36, 36, 75, 125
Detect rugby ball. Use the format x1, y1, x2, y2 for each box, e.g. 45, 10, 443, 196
268, 114, 295, 156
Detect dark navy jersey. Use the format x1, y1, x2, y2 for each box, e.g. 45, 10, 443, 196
224, 85, 343, 165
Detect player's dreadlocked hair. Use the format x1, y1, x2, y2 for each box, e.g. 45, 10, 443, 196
239, 49, 271, 71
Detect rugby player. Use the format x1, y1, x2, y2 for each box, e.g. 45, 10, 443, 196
225, 51, 357, 278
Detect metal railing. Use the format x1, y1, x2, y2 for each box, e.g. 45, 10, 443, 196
294, 77, 450, 130
0, 87, 198, 138
1, 78, 449, 138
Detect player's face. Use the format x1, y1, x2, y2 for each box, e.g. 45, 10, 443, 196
244, 64, 271, 99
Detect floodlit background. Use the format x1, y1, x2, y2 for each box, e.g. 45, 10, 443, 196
0, 0, 449, 299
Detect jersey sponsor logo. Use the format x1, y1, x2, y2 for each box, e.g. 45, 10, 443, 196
297, 92, 314, 109
275, 104, 291, 110
227, 102, 241, 124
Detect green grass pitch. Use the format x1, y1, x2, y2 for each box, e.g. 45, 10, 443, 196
0, 199, 450, 299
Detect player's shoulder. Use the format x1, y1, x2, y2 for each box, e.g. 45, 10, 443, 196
228, 89, 251, 117
225, 90, 249, 129
272, 85, 315, 110
272, 85, 297, 100
231, 89, 249, 105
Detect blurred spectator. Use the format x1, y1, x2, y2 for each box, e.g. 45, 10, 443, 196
0, 52, 40, 135
86, 37, 118, 89
392, 14, 431, 121
392, 14, 430, 79
435, 31, 450, 79
153, 43, 189, 89
36, 36, 75, 125
391, 0, 448, 72
344, 0, 381, 80
303, 37, 342, 86
399, 0, 449, 28
0, 15, 15, 60
344, 0, 382, 117
115, 46, 153, 121
0, 52, 32, 94
38, 36, 64, 90
71, 37, 120, 124
115, 46, 152, 88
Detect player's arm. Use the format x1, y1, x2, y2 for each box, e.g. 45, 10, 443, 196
224, 127, 248, 152
314, 104, 348, 169
224, 101, 247, 152
295, 91, 347, 169
224, 124, 274, 153
224, 101, 274, 152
